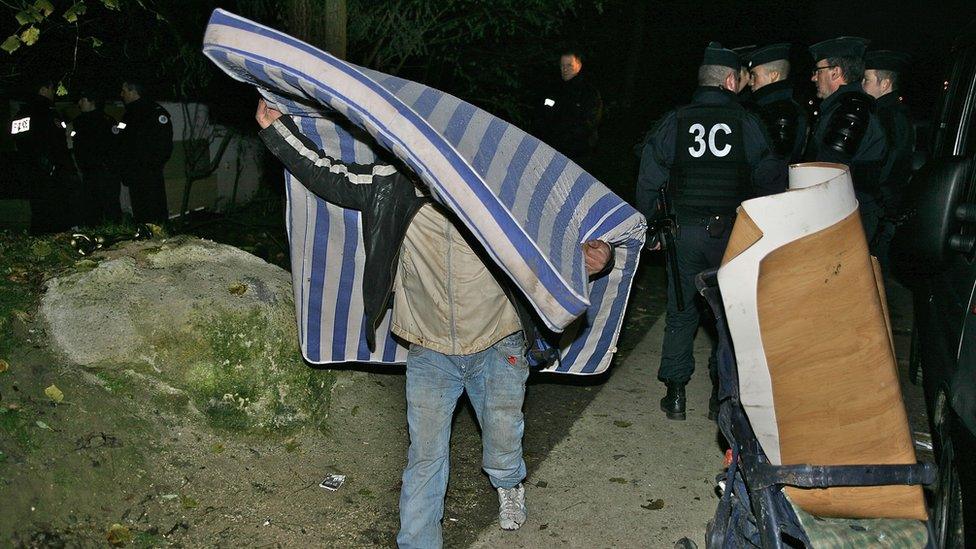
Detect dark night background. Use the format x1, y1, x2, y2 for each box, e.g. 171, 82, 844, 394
3, 0, 976, 200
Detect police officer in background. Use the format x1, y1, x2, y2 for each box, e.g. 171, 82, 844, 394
748, 43, 808, 163
637, 42, 786, 421
804, 37, 887, 242
118, 79, 173, 224
862, 50, 914, 274
73, 89, 122, 225
13, 78, 76, 233
731, 45, 757, 103
535, 49, 603, 164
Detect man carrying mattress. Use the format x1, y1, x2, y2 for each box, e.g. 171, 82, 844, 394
255, 99, 613, 548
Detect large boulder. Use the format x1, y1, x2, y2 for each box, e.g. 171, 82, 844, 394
40, 236, 331, 431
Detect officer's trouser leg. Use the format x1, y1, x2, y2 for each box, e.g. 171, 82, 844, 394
659, 227, 705, 385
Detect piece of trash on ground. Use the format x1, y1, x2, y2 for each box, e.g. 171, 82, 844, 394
45, 384, 64, 403
319, 474, 346, 491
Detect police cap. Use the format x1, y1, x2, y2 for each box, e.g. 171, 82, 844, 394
809, 36, 869, 61
703, 42, 740, 71
749, 43, 791, 68
731, 45, 758, 67
864, 50, 911, 73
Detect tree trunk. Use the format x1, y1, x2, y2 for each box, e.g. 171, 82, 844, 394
324, 0, 347, 60
284, 0, 346, 59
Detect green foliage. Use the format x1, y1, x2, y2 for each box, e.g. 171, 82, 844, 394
0, 231, 78, 357
0, 406, 36, 453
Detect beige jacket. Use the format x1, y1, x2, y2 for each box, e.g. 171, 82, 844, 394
391, 203, 521, 355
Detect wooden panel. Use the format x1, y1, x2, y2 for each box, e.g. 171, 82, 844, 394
756, 211, 926, 520
722, 209, 763, 266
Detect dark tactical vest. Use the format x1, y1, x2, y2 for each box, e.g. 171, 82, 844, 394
670, 104, 750, 217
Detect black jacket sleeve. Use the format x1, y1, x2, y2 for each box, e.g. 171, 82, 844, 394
259, 116, 382, 211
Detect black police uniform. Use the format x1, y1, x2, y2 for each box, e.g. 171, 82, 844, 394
637, 86, 786, 392
118, 97, 173, 223
13, 94, 77, 233
73, 107, 122, 224
804, 83, 887, 239
872, 92, 914, 262
751, 80, 808, 163
864, 50, 915, 272
536, 72, 603, 162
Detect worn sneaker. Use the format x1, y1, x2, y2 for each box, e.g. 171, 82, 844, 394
497, 483, 527, 530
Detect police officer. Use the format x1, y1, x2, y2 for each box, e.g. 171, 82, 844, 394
73, 89, 122, 225
862, 50, 914, 274
13, 78, 76, 233
804, 37, 887, 242
748, 43, 808, 163
118, 79, 173, 224
731, 45, 757, 103
637, 42, 786, 421
535, 49, 603, 164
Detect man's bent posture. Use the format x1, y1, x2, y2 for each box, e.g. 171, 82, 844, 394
256, 100, 611, 548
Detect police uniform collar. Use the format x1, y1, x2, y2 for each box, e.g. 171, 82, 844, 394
125, 97, 152, 111
752, 79, 793, 105
692, 86, 738, 104
821, 82, 870, 111
875, 92, 903, 110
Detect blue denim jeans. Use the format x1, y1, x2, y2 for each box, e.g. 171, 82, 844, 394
396, 332, 529, 549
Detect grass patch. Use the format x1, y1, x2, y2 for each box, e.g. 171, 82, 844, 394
0, 406, 37, 453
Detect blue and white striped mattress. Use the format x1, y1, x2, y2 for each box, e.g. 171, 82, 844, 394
202, 9, 646, 374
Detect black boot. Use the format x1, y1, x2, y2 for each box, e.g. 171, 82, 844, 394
660, 382, 686, 420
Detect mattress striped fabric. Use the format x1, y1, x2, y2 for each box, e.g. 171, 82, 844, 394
202, 9, 646, 374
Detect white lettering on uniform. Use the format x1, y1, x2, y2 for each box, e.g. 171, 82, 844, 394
544, 98, 555, 107
708, 123, 732, 157
688, 123, 707, 158
688, 122, 733, 157
10, 117, 30, 135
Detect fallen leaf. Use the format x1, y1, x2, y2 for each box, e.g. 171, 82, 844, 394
609, 477, 627, 484
1, 35, 20, 54
0, 359, 8, 373
45, 384, 64, 403
228, 282, 247, 295
211, 443, 225, 454
180, 495, 198, 509
613, 420, 632, 428
106, 523, 132, 546
35, 420, 52, 430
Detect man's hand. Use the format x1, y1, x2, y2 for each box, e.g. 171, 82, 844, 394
255, 98, 283, 129
583, 240, 612, 276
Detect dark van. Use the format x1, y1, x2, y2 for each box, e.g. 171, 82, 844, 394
894, 19, 976, 548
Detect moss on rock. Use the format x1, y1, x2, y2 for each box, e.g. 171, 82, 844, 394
40, 236, 335, 434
